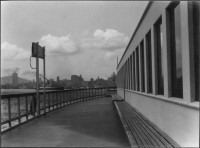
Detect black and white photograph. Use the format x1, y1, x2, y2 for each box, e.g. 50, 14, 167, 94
1, 1, 199, 147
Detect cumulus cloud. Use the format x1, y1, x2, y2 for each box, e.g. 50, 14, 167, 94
40, 34, 78, 56
81, 29, 129, 51
1, 42, 29, 61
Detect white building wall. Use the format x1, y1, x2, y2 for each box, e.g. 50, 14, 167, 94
117, 1, 199, 147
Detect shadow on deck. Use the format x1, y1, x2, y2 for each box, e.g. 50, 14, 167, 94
1, 97, 131, 147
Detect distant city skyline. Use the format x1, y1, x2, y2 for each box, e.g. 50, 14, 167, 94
1, 1, 148, 81
1, 71, 116, 89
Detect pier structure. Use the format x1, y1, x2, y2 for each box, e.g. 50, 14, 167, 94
1, 1, 199, 147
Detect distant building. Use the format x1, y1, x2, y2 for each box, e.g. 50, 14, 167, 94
57, 76, 60, 83
71, 75, 83, 88
12, 72, 18, 85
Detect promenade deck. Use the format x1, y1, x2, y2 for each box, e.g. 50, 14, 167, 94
1, 97, 131, 147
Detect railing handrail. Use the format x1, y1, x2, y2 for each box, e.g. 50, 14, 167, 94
1, 87, 117, 99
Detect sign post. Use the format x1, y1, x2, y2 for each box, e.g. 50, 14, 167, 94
36, 43, 40, 116
31, 42, 45, 116
43, 47, 46, 114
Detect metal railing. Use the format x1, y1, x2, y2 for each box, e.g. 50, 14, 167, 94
1, 87, 116, 133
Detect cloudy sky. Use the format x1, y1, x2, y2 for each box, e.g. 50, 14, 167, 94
1, 1, 148, 81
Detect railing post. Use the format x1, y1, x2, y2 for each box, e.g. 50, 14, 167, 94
69, 91, 70, 104
89, 89, 90, 99
80, 90, 82, 101
17, 97, 21, 124
8, 97, 11, 128
43, 94, 46, 115
95, 88, 96, 99
83, 89, 85, 100
60, 92, 62, 106
63, 91, 65, 105
93, 88, 95, 99
76, 90, 78, 102
69, 91, 71, 104
91, 88, 93, 99
90, 88, 91, 99
60, 92, 61, 106
25, 96, 28, 120
53, 93, 55, 110
72, 90, 74, 103
98, 88, 100, 98
71, 90, 73, 103
81, 89, 84, 101
56, 92, 58, 108
48, 93, 50, 111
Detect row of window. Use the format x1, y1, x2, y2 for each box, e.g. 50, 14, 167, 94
117, 2, 199, 102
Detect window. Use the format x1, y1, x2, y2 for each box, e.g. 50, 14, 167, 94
125, 61, 128, 89
168, 3, 183, 98
128, 58, 130, 89
154, 17, 164, 95
129, 57, 131, 90
127, 59, 129, 89
123, 64, 126, 89
146, 30, 153, 93
133, 52, 136, 90
130, 55, 133, 90
192, 2, 200, 101
140, 40, 145, 92
136, 47, 140, 91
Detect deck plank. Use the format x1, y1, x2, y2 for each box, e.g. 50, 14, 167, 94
114, 100, 179, 148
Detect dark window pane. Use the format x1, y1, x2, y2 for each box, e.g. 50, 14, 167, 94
140, 40, 145, 92
146, 31, 153, 93
130, 55, 133, 90
193, 2, 200, 101
155, 17, 164, 95
136, 47, 140, 91
128, 58, 130, 89
126, 61, 128, 89
133, 52, 136, 90
169, 3, 183, 98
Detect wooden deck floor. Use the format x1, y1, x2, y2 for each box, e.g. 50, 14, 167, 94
114, 100, 180, 148
1, 97, 131, 147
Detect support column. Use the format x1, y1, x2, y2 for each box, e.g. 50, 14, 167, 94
135, 50, 138, 91
36, 43, 40, 116
162, 10, 171, 98
144, 37, 148, 93
151, 26, 157, 95
139, 43, 142, 92
180, 2, 193, 102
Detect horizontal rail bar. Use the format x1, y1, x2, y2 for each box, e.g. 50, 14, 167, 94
1, 87, 116, 99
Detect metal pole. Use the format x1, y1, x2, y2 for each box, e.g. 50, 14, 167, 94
36, 42, 40, 116
43, 47, 46, 114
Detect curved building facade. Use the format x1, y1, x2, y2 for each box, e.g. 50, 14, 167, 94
117, 1, 199, 147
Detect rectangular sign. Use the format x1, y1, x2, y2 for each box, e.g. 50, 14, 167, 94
31, 42, 45, 59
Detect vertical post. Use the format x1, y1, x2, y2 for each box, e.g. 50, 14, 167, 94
48, 93, 50, 111
43, 47, 46, 114
70, 91, 71, 104
56, 92, 58, 108
52, 93, 54, 109
8, 98, 11, 128
25, 96, 28, 120
17, 97, 21, 123
36, 42, 40, 116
